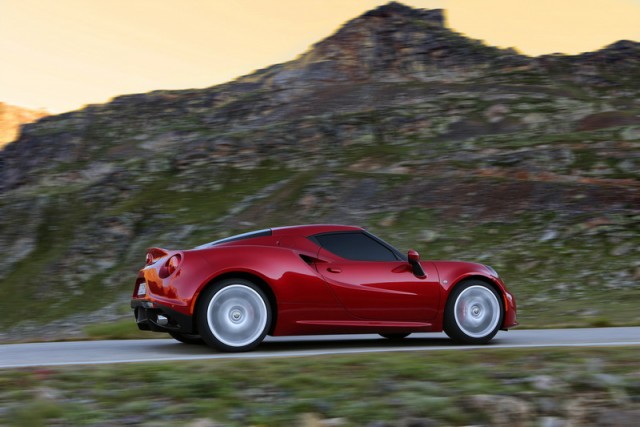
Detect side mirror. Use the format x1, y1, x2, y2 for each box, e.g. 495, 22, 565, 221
407, 249, 426, 278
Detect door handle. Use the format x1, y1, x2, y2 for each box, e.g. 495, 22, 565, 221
327, 267, 342, 273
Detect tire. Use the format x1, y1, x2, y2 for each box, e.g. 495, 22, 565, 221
168, 331, 204, 345
197, 278, 271, 352
379, 333, 411, 340
444, 280, 503, 344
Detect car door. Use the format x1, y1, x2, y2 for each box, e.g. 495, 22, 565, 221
313, 232, 441, 322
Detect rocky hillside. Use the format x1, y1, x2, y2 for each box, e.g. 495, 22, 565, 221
1, 2, 638, 340
0, 103, 48, 148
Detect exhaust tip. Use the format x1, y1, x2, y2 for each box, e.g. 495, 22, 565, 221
156, 315, 169, 326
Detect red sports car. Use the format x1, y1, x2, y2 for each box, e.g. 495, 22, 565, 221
131, 224, 517, 351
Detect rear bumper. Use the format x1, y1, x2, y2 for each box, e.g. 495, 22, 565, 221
131, 299, 196, 334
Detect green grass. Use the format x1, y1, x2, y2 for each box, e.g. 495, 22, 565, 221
1, 347, 639, 426
104, 166, 291, 221
0, 193, 95, 327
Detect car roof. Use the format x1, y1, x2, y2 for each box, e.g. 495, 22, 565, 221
271, 224, 363, 237
196, 225, 364, 249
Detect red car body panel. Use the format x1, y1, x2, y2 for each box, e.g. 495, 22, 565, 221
314, 248, 441, 322
132, 224, 517, 340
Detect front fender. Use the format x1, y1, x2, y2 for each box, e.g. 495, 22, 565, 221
432, 261, 518, 329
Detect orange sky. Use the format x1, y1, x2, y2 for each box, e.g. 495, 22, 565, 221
1, 0, 639, 113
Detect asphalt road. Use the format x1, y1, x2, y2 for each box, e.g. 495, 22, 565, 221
1, 327, 639, 369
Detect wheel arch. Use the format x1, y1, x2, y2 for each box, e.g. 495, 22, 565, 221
193, 271, 278, 335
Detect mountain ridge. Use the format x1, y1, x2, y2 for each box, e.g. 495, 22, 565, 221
3, 3, 639, 193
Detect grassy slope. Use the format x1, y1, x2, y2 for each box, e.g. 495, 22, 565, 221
1, 75, 638, 336
1, 140, 638, 335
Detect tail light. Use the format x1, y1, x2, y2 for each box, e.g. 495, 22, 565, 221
145, 248, 181, 278
165, 254, 182, 276
145, 248, 169, 265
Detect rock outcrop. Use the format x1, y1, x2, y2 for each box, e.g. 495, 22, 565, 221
0, 102, 48, 148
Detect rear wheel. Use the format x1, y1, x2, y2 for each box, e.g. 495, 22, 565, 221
444, 280, 503, 344
168, 331, 204, 345
197, 278, 271, 352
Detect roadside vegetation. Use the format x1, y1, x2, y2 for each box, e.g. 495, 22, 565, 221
1, 347, 639, 426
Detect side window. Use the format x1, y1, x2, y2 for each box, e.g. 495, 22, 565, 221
313, 232, 398, 261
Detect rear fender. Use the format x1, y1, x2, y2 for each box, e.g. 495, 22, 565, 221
193, 245, 341, 305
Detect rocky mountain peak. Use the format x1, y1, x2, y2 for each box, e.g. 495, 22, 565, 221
361, 1, 444, 25
591, 39, 640, 65
605, 39, 639, 50
311, 1, 446, 55
264, 2, 518, 87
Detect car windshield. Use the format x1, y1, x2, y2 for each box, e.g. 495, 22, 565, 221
195, 229, 272, 249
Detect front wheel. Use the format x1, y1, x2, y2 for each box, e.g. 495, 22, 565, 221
444, 280, 503, 344
197, 278, 271, 352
